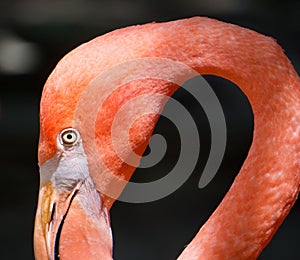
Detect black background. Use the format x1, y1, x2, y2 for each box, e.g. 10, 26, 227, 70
0, 0, 299, 259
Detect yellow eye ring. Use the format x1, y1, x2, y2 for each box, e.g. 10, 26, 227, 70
59, 128, 79, 146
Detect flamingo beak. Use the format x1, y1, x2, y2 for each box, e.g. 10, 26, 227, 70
34, 180, 113, 260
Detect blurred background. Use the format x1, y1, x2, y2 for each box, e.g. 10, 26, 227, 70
0, 0, 299, 259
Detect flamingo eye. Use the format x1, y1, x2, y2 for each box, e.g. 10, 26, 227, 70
59, 128, 80, 146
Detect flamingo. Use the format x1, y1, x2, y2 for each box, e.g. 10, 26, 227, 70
34, 17, 300, 259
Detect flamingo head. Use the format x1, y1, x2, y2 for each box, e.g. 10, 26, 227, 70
33, 47, 118, 259
33, 32, 166, 259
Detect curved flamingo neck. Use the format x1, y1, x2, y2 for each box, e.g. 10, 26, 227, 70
148, 19, 300, 259
40, 17, 300, 258
142, 18, 300, 258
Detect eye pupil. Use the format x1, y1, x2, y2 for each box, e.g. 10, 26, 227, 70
66, 134, 73, 140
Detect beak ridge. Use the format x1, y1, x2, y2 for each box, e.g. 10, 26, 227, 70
34, 180, 112, 259
35, 182, 77, 259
